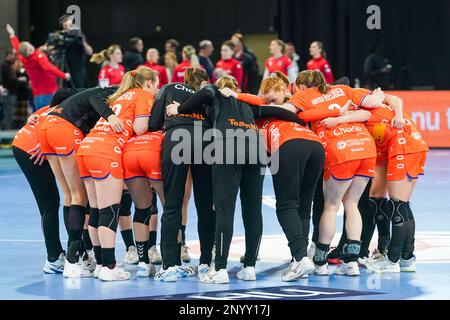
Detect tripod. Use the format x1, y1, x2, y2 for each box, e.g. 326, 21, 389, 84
54, 49, 75, 88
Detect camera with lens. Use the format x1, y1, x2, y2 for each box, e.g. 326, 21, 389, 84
47, 28, 82, 54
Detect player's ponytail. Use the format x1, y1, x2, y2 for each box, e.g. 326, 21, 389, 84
295, 70, 330, 94
90, 44, 121, 64
184, 67, 209, 91
107, 67, 158, 104
183, 45, 200, 69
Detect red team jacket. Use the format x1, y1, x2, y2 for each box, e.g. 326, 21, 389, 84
306, 57, 335, 84
141, 62, 169, 88
214, 58, 243, 89
10, 36, 65, 96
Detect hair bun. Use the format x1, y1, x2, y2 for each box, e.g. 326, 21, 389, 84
131, 70, 137, 77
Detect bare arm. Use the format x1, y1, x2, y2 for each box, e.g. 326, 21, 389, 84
133, 117, 149, 135
319, 110, 371, 128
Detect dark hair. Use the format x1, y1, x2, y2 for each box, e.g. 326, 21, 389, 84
129, 37, 143, 48
166, 39, 180, 49
222, 40, 235, 50
199, 40, 212, 50
312, 41, 327, 59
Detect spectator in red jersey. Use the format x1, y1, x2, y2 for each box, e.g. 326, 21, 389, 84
90, 44, 125, 87
171, 45, 201, 83
263, 39, 297, 83
306, 41, 335, 83
213, 41, 243, 89
141, 48, 169, 88
5, 24, 70, 111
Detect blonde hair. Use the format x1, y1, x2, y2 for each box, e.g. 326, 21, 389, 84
164, 52, 178, 68
184, 68, 209, 91
272, 39, 287, 54
295, 70, 330, 94
182, 45, 200, 68
90, 44, 121, 64
107, 67, 158, 104
215, 75, 238, 92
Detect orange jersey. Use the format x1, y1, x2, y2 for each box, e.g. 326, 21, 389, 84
289, 85, 376, 167
124, 131, 164, 153
12, 107, 51, 154
77, 88, 154, 159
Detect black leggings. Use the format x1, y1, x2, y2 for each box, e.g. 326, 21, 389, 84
160, 126, 215, 268
272, 139, 324, 260
213, 138, 265, 270
13, 146, 63, 260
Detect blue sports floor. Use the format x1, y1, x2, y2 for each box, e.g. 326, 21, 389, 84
0, 150, 449, 300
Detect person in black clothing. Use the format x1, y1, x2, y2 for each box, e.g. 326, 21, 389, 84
149, 68, 213, 281
364, 43, 392, 90
47, 15, 93, 88
198, 40, 215, 80
165, 39, 183, 64
231, 33, 260, 94
166, 75, 306, 284
1, 49, 27, 129
123, 37, 145, 71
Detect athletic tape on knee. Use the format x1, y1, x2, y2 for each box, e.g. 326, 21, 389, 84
388, 198, 412, 226
98, 205, 120, 232
133, 207, 151, 226
88, 208, 99, 228
119, 191, 132, 217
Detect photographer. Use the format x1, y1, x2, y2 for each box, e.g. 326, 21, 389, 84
6, 24, 70, 111
47, 15, 93, 88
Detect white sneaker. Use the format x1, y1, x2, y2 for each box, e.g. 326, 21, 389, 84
282, 257, 315, 282
200, 268, 229, 284
176, 264, 196, 277
400, 255, 416, 272
98, 265, 131, 281
366, 255, 400, 273
154, 266, 179, 282
124, 246, 139, 264
43, 253, 65, 274
181, 244, 191, 263
358, 257, 368, 266
334, 261, 360, 276
307, 242, 316, 260
136, 262, 156, 277
367, 249, 384, 263
197, 264, 210, 280
237, 266, 256, 281
93, 265, 102, 278
81, 251, 96, 272
63, 260, 93, 278
314, 263, 329, 276
148, 245, 162, 265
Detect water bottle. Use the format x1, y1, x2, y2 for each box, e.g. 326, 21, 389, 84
354, 78, 361, 88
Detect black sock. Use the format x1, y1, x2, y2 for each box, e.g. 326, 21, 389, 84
148, 231, 157, 248
102, 248, 116, 269
136, 241, 149, 264
67, 205, 86, 244
63, 206, 71, 247
342, 240, 361, 263
401, 205, 416, 260
82, 229, 93, 251
313, 242, 330, 266
387, 199, 410, 263
374, 197, 391, 253
181, 225, 186, 245
67, 240, 81, 263
93, 246, 102, 265
121, 229, 135, 250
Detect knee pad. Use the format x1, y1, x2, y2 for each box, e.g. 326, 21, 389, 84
119, 191, 132, 217
88, 208, 99, 228
133, 207, 151, 226
150, 191, 158, 215
370, 197, 389, 225
98, 205, 120, 232
388, 198, 412, 226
